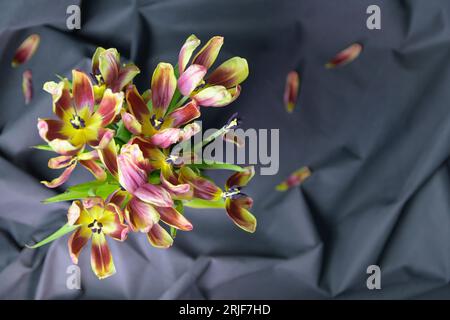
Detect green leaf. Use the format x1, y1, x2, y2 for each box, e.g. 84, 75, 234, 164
26, 223, 80, 249
32, 144, 54, 151
184, 198, 225, 209
115, 120, 132, 146
43, 190, 90, 203
189, 162, 246, 172
43, 180, 120, 203
148, 170, 161, 184
170, 227, 177, 239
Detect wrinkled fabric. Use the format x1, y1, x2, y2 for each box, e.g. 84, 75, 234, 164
1, 0, 450, 299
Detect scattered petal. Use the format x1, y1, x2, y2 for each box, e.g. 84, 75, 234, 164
12, 34, 40, 67
22, 70, 33, 104
276, 166, 311, 191
325, 43, 362, 68
284, 71, 300, 113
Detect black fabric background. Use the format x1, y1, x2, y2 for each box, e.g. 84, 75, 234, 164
1, 0, 450, 299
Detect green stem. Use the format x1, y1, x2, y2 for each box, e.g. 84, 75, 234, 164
193, 126, 229, 152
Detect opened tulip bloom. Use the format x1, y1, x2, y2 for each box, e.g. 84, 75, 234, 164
122, 84, 200, 148
38, 70, 123, 187
67, 198, 129, 279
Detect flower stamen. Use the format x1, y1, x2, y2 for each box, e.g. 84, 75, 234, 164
70, 114, 86, 129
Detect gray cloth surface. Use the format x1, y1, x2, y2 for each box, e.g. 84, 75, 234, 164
1, 0, 450, 299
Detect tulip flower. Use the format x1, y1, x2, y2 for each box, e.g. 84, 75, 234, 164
325, 43, 362, 68
284, 71, 299, 113
38, 70, 123, 187
223, 166, 256, 233
67, 197, 129, 279
91, 47, 140, 92
276, 166, 311, 191
176, 35, 248, 108
122, 85, 201, 149
99, 143, 193, 248
12, 34, 40, 67
180, 166, 257, 232
39, 70, 123, 152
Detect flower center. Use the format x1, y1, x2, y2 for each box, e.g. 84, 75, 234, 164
150, 115, 164, 130
70, 115, 86, 129
87, 219, 103, 234
222, 187, 242, 199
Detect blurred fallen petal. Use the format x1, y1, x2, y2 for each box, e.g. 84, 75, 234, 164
325, 43, 362, 69
22, 70, 33, 104
12, 34, 40, 67
276, 166, 311, 191
283, 71, 299, 113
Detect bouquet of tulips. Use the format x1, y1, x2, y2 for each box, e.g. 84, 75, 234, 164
30, 35, 256, 279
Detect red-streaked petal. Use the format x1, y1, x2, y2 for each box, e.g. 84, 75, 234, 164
67, 200, 83, 225
22, 70, 33, 104
12, 34, 40, 67
166, 100, 200, 128
102, 203, 129, 241
106, 190, 129, 209
112, 64, 140, 92
151, 123, 199, 148
48, 139, 81, 156
149, 128, 181, 149
68, 226, 91, 264
125, 197, 160, 233
207, 57, 249, 88
151, 62, 176, 118
155, 206, 193, 231
126, 85, 150, 124
90, 232, 116, 279
225, 196, 256, 233
97, 89, 124, 126
82, 197, 104, 210
134, 183, 174, 207
193, 85, 232, 107
88, 128, 114, 149
276, 166, 312, 191
225, 166, 255, 190
77, 150, 99, 161
72, 70, 95, 112
98, 139, 118, 177
122, 112, 142, 135
43, 79, 72, 119
179, 123, 200, 142
179, 166, 222, 201
147, 223, 173, 248
118, 144, 148, 193
325, 43, 362, 68
91, 47, 105, 75
79, 159, 107, 181
160, 171, 191, 196
178, 34, 201, 74
98, 48, 120, 86
192, 36, 224, 69
178, 64, 207, 96
284, 71, 300, 113
48, 155, 74, 169
41, 161, 77, 188
37, 118, 66, 142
